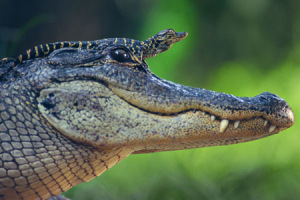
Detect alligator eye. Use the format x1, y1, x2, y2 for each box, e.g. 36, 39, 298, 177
110, 49, 131, 62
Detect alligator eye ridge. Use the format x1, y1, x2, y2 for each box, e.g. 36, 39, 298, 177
110, 49, 131, 63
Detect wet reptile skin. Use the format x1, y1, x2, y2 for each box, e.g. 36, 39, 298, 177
0, 29, 294, 199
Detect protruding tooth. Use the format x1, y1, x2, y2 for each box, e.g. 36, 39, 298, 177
234, 120, 240, 129
264, 120, 268, 126
211, 115, 216, 121
220, 119, 229, 133
269, 125, 276, 133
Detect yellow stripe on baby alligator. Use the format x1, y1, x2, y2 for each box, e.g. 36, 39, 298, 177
78, 41, 83, 49
53, 43, 57, 50
18, 55, 23, 63
60, 42, 64, 48
26, 50, 31, 59
34, 46, 39, 57
44, 44, 50, 55
123, 38, 127, 46
132, 55, 142, 65
87, 41, 92, 49
69, 42, 76, 47
39, 45, 44, 55
114, 38, 118, 44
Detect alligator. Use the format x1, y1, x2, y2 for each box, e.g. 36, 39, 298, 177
0, 29, 294, 200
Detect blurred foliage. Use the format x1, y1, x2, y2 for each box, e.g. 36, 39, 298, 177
0, 0, 299, 199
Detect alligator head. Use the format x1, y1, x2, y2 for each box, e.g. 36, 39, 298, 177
29, 29, 294, 154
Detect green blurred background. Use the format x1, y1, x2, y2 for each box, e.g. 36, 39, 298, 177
1, 0, 299, 199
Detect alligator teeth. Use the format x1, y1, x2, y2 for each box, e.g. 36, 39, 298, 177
234, 120, 240, 129
269, 125, 276, 133
220, 119, 229, 133
264, 120, 268, 126
211, 115, 216, 121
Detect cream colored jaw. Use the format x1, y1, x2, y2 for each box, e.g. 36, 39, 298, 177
210, 114, 276, 133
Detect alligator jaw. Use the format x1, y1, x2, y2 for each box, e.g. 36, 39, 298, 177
124, 91, 293, 153
107, 75, 294, 153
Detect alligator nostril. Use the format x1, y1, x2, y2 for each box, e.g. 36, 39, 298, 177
258, 92, 280, 102
41, 98, 55, 110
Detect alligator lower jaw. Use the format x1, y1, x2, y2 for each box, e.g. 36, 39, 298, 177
130, 109, 285, 154
133, 108, 282, 134
103, 92, 291, 154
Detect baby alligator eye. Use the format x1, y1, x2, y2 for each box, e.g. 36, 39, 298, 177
110, 49, 131, 62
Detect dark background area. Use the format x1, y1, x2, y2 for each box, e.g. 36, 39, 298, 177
1, 0, 299, 199
1, 0, 299, 86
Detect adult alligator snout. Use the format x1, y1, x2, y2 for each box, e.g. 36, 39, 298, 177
110, 74, 294, 142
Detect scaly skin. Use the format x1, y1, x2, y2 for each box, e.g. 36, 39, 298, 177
0, 29, 294, 200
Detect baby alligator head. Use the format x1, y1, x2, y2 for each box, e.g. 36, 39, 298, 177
33, 29, 294, 153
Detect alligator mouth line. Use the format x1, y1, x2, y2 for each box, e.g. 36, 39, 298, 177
118, 96, 280, 134
108, 86, 287, 134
